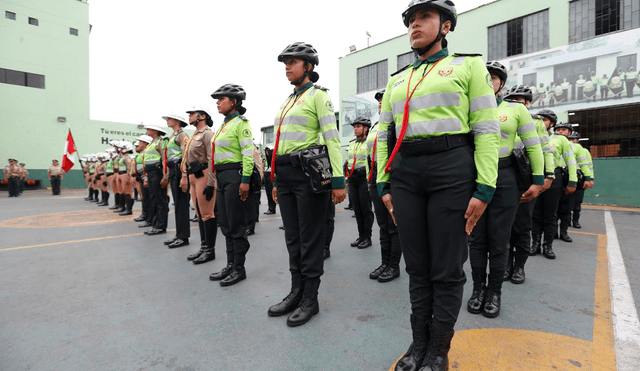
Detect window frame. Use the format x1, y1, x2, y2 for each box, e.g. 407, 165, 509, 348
28, 17, 38, 26
5, 11, 16, 20
487, 9, 550, 61
70, 28, 79, 36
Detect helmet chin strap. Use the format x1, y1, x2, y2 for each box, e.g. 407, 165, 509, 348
411, 14, 446, 58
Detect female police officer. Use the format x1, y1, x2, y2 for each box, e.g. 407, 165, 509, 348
346, 116, 374, 249
208, 84, 253, 287
267, 42, 346, 327
375, 1, 500, 369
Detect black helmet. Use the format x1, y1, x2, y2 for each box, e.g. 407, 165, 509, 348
374, 89, 385, 101
537, 109, 557, 124
485, 61, 508, 82
351, 115, 372, 128
277, 42, 319, 66
554, 122, 573, 133
211, 84, 246, 101
504, 85, 533, 102
568, 130, 581, 139
402, 0, 458, 31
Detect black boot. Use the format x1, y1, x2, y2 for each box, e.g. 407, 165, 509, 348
268, 275, 303, 317
220, 266, 246, 286
119, 195, 134, 216
370, 247, 390, 280
511, 251, 528, 284
357, 237, 372, 249
193, 218, 216, 264
187, 219, 206, 261
378, 250, 400, 282
96, 191, 106, 206
503, 247, 514, 281
482, 270, 503, 319
572, 219, 582, 229
417, 322, 454, 371
109, 194, 120, 209
543, 233, 556, 259
395, 314, 430, 371
209, 263, 233, 281
114, 194, 126, 212
350, 237, 363, 247
134, 211, 146, 222
84, 188, 94, 201
529, 232, 542, 256
99, 192, 110, 207
90, 189, 99, 202
559, 230, 573, 243
467, 270, 486, 314
287, 278, 320, 327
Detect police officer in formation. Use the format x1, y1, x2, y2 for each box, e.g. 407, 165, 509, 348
163, 112, 191, 248
4, 159, 22, 197
346, 116, 374, 249
567, 131, 594, 228
268, 42, 345, 327
367, 89, 402, 283
208, 84, 254, 286
140, 123, 170, 235
133, 136, 152, 221
48, 160, 64, 195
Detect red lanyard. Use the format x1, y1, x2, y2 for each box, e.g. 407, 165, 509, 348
384, 58, 443, 174
347, 140, 365, 178
271, 88, 310, 183
368, 137, 377, 182
211, 120, 231, 173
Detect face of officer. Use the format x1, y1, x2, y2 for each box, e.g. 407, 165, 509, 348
556, 127, 571, 137
377, 99, 382, 114
216, 96, 236, 115
284, 57, 310, 85
166, 118, 181, 131
490, 74, 503, 95
353, 124, 366, 138
146, 128, 159, 139
542, 117, 552, 130
139, 142, 149, 152
571, 138, 579, 143
407, 8, 451, 51
53, 161, 58, 165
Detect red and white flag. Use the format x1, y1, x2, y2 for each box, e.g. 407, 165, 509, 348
62, 130, 77, 172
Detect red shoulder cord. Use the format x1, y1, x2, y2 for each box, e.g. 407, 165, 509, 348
163, 138, 169, 174
368, 137, 377, 182
384, 59, 443, 173
347, 140, 364, 178
211, 120, 231, 173
271, 89, 310, 183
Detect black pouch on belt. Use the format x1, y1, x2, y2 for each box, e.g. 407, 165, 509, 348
561, 166, 569, 189
298, 145, 332, 194
576, 169, 585, 190
189, 160, 204, 178
510, 147, 533, 193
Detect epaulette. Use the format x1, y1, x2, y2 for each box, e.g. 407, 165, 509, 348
453, 53, 482, 57
239, 115, 248, 121
391, 64, 411, 77
314, 84, 329, 91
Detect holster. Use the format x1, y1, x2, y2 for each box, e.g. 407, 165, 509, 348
189, 160, 204, 178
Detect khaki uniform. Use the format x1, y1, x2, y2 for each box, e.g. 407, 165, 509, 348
181, 126, 216, 221
48, 164, 64, 195
4, 164, 22, 197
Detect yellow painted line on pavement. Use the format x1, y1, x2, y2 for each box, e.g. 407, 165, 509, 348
570, 230, 606, 237
583, 205, 640, 212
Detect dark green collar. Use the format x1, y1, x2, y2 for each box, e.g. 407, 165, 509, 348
413, 48, 449, 69
294, 82, 314, 96
496, 95, 503, 106
224, 112, 239, 124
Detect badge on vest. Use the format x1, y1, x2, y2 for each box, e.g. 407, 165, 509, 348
438, 67, 454, 77
499, 114, 508, 123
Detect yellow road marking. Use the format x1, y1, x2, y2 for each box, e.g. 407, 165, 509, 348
583, 205, 640, 212
570, 230, 606, 237
390, 229, 615, 370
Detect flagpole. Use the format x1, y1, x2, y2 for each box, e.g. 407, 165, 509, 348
66, 124, 84, 168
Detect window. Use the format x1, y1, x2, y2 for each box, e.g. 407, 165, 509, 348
397, 51, 414, 70
28, 17, 38, 26
617, 54, 637, 72
5, 11, 16, 20
0, 68, 45, 89
570, 0, 640, 43
70, 28, 78, 36
571, 103, 640, 157
523, 73, 537, 87
488, 10, 549, 60
357, 59, 388, 94
263, 127, 274, 145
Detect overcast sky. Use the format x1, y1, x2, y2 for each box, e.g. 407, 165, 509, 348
88, 0, 496, 142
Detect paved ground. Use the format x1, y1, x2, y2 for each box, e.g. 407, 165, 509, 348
1, 189, 638, 371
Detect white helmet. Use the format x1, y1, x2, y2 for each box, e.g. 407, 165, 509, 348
136, 134, 153, 144
121, 141, 134, 153
143, 123, 168, 135
109, 140, 120, 147
133, 141, 140, 146
90, 154, 98, 162
96, 152, 107, 161
186, 105, 215, 121
162, 112, 189, 127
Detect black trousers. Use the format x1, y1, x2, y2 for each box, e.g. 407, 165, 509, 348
244, 190, 260, 233
325, 196, 335, 249
626, 81, 635, 97
510, 198, 536, 254
264, 171, 276, 212
532, 168, 563, 241
557, 191, 576, 233
216, 168, 250, 268
146, 166, 168, 230
169, 165, 190, 240
347, 168, 374, 239
572, 189, 585, 223
8, 177, 19, 196
391, 146, 475, 329
51, 176, 61, 195
138, 177, 151, 219
369, 168, 401, 266
277, 163, 328, 281
469, 166, 520, 272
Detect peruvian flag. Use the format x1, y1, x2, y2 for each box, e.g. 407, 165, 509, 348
62, 130, 77, 172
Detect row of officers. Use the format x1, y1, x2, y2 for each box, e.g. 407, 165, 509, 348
78, 1, 597, 369
3, 159, 64, 197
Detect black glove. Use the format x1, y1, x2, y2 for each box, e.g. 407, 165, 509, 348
203, 185, 214, 201
102, 181, 107, 186
95, 174, 102, 180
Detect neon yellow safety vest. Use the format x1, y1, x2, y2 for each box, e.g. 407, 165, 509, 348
550, 134, 578, 186
166, 131, 185, 163
375, 48, 500, 202
213, 112, 254, 182
347, 138, 369, 175
143, 138, 163, 165
571, 142, 593, 180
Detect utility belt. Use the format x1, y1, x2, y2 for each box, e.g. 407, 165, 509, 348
275, 144, 332, 194
399, 134, 471, 157
348, 167, 366, 178
558, 166, 585, 190
186, 161, 208, 178
214, 162, 242, 172
118, 170, 127, 174
498, 157, 512, 169
144, 163, 162, 172
215, 162, 261, 193
106, 171, 114, 175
